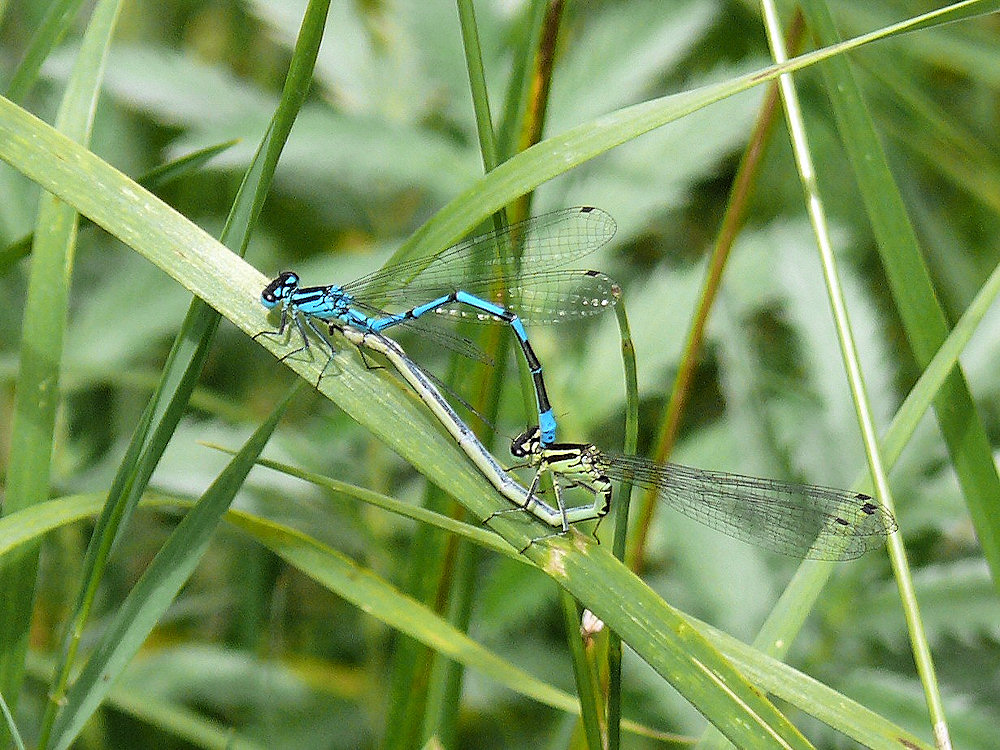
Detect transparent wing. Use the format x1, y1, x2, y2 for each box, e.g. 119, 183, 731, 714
406, 268, 620, 326
595, 452, 896, 561
343, 207, 619, 325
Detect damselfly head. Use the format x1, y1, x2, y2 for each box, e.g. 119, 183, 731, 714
510, 427, 542, 458
261, 271, 299, 307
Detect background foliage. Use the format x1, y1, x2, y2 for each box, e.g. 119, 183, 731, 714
1, 0, 998, 748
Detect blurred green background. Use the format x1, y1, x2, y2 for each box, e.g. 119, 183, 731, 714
1, 0, 998, 748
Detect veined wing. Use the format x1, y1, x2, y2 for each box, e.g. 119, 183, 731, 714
595, 452, 895, 561
343, 207, 617, 317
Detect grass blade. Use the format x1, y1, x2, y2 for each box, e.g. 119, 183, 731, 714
37, 3, 331, 743
46, 385, 298, 750
4, 0, 89, 103
805, 0, 1000, 591
388, 0, 990, 269
3, 10, 989, 738
0, 0, 123, 734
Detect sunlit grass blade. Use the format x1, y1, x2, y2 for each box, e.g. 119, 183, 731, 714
0, 139, 239, 276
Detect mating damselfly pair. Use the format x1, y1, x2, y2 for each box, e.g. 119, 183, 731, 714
256, 207, 896, 560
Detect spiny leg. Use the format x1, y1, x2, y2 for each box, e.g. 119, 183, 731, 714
253, 302, 294, 348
